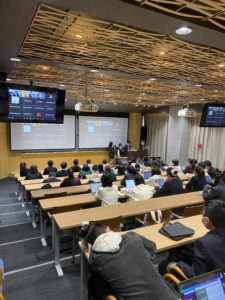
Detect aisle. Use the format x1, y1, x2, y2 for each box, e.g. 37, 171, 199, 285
0, 178, 80, 300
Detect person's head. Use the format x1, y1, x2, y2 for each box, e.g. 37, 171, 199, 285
117, 165, 125, 175
135, 163, 140, 172
79, 223, 109, 245
73, 159, 79, 166
204, 160, 212, 171
101, 174, 113, 187
194, 166, 205, 180
131, 158, 136, 163
143, 156, 148, 162
202, 200, 225, 230
92, 164, 99, 173
127, 165, 136, 175
127, 140, 130, 145
198, 162, 206, 169
118, 143, 122, 149
104, 165, 112, 174
98, 164, 103, 173
30, 165, 38, 174
82, 164, 90, 172
20, 162, 27, 170
187, 158, 197, 169
109, 142, 113, 148
151, 161, 160, 169
48, 160, 53, 167
134, 174, 144, 186
86, 159, 91, 165
49, 172, 56, 178
166, 167, 178, 178
102, 159, 107, 165
61, 162, 67, 170
141, 140, 145, 145
210, 172, 225, 186
67, 167, 74, 177
170, 159, 179, 167
151, 168, 161, 176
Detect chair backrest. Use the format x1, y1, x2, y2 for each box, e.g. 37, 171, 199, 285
94, 216, 121, 232
52, 203, 81, 214
145, 209, 171, 226
183, 204, 204, 218
44, 192, 67, 199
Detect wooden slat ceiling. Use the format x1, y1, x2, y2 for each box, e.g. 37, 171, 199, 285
122, 0, 225, 31
10, 63, 225, 106
9, 3, 225, 106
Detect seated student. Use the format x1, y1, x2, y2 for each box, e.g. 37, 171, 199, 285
43, 172, 61, 183
120, 174, 154, 202
25, 165, 43, 180
203, 172, 225, 201
204, 160, 216, 177
86, 159, 93, 170
143, 156, 150, 167
95, 174, 118, 206
104, 165, 117, 182
89, 165, 102, 179
131, 158, 136, 168
43, 160, 57, 175
102, 159, 108, 170
79, 223, 178, 300
198, 162, 210, 177
117, 165, 125, 176
60, 168, 81, 187
78, 164, 92, 179
117, 143, 125, 157
20, 162, 28, 177
151, 160, 161, 170
154, 167, 183, 196
185, 166, 206, 191
145, 168, 163, 187
170, 159, 182, 175
71, 159, 81, 172
98, 164, 104, 174
183, 158, 197, 174
56, 162, 67, 177
120, 165, 136, 186
176, 200, 225, 277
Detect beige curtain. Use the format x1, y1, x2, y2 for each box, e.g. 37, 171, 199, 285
146, 115, 168, 161
189, 116, 225, 168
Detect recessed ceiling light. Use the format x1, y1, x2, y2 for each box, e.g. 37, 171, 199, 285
6, 78, 12, 81
10, 57, 21, 62
90, 69, 99, 73
175, 27, 192, 35
114, 103, 118, 105
104, 89, 109, 91
141, 93, 147, 95
219, 64, 224, 68
195, 84, 202, 87
76, 34, 82, 38
149, 78, 157, 81
43, 66, 48, 70
160, 51, 165, 55
200, 98, 205, 101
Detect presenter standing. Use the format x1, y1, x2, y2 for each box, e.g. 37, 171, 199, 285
124, 140, 131, 152
108, 141, 116, 164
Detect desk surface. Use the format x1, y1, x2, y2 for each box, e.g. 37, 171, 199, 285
54, 191, 203, 230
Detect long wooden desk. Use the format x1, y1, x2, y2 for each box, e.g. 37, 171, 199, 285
79, 215, 207, 300
53, 191, 204, 276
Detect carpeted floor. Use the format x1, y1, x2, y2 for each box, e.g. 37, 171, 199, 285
0, 177, 81, 300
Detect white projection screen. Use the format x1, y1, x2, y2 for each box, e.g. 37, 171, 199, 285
79, 116, 128, 148
11, 115, 75, 151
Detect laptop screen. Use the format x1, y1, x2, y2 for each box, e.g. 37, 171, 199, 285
205, 175, 211, 184
179, 269, 225, 300
126, 180, 135, 189
90, 182, 101, 194
144, 171, 152, 179
156, 179, 164, 187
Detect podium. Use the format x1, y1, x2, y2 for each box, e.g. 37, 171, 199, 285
124, 149, 148, 160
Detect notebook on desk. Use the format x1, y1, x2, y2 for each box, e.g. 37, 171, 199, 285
90, 182, 100, 194
178, 269, 225, 300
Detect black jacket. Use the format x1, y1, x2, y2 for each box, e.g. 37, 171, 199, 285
43, 178, 61, 183
155, 177, 183, 196
203, 185, 225, 201
90, 232, 178, 300
120, 173, 135, 186
71, 166, 81, 172
56, 169, 67, 177
20, 168, 28, 177
43, 166, 58, 175
186, 176, 206, 191
25, 172, 43, 180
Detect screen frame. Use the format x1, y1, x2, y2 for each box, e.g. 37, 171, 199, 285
0, 83, 65, 123
200, 103, 225, 127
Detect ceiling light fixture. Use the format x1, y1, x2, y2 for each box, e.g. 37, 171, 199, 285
219, 64, 224, 68
160, 51, 165, 55
43, 66, 48, 70
195, 84, 202, 87
6, 78, 12, 81
200, 98, 205, 101
104, 89, 109, 91
149, 78, 157, 81
76, 34, 82, 38
114, 103, 118, 105
90, 69, 99, 73
175, 27, 192, 35
141, 93, 147, 95
10, 57, 21, 62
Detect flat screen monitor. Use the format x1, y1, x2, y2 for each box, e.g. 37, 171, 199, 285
200, 103, 225, 127
0, 83, 65, 123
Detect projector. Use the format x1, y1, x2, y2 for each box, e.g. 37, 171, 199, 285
75, 102, 98, 112
178, 108, 197, 117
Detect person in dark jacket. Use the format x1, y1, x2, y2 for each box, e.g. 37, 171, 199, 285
56, 162, 67, 177
25, 165, 43, 180
108, 141, 116, 163
20, 162, 28, 177
186, 166, 206, 191
204, 160, 216, 177
176, 200, 225, 277
71, 159, 81, 172
79, 223, 178, 300
43, 172, 61, 183
120, 165, 136, 186
78, 164, 92, 179
43, 160, 57, 175
60, 168, 81, 187
203, 172, 225, 201
154, 167, 183, 196
104, 165, 117, 182
183, 158, 197, 174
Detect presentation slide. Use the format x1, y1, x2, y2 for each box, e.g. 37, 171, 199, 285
79, 116, 128, 148
11, 115, 75, 151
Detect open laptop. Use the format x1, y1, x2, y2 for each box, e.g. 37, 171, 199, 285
144, 171, 152, 179
178, 269, 225, 300
126, 179, 135, 189
90, 182, 100, 194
